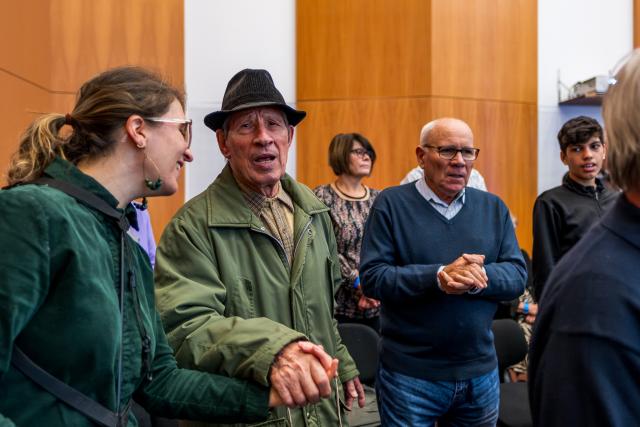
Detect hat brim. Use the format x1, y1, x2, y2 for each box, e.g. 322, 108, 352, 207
204, 101, 306, 131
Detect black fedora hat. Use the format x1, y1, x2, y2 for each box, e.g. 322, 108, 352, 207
204, 69, 306, 131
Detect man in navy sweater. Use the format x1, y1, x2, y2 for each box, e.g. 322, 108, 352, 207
360, 117, 526, 426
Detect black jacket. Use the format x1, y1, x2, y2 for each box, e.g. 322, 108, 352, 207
532, 173, 618, 302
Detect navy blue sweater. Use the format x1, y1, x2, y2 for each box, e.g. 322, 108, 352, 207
529, 196, 640, 427
360, 184, 526, 381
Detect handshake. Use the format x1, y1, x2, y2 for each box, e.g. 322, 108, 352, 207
268, 340, 365, 410
437, 253, 488, 295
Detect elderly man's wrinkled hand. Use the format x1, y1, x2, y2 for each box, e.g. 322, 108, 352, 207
438, 269, 473, 294
269, 341, 337, 407
344, 377, 366, 410
440, 254, 488, 293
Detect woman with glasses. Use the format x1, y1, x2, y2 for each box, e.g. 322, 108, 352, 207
0, 66, 291, 426
314, 133, 381, 332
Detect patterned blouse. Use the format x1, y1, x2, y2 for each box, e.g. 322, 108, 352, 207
313, 184, 380, 319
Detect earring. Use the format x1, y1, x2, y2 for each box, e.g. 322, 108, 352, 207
143, 152, 163, 191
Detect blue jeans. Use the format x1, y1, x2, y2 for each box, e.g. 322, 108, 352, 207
376, 364, 499, 427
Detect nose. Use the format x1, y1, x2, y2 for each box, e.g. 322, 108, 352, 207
451, 150, 466, 164
184, 147, 194, 163
582, 147, 594, 158
253, 120, 274, 146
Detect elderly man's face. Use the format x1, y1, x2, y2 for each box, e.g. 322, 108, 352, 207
216, 107, 293, 197
416, 120, 475, 204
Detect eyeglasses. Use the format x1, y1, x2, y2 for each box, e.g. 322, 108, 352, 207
145, 117, 193, 148
422, 144, 479, 161
351, 148, 373, 159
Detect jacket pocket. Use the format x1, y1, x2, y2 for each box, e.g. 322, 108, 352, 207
225, 276, 256, 318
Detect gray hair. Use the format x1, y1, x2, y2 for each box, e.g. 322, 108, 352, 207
602, 49, 640, 192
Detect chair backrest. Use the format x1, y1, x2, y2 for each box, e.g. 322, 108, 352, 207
492, 319, 528, 379
338, 323, 380, 386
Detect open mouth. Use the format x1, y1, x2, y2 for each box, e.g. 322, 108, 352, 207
447, 172, 466, 180
253, 153, 277, 165
581, 163, 597, 172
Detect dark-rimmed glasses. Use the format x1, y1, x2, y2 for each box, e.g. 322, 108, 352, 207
351, 148, 373, 159
145, 117, 193, 148
422, 144, 479, 161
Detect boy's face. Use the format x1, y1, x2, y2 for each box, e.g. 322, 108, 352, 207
560, 134, 606, 187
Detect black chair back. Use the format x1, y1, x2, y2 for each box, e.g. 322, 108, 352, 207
492, 319, 528, 380
338, 323, 380, 386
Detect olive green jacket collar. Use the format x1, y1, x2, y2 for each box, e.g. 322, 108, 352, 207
205, 164, 328, 228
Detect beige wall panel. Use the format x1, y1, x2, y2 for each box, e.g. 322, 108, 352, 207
296, 98, 431, 190
297, 0, 431, 100
431, 0, 537, 103
430, 97, 537, 251
1, 0, 184, 242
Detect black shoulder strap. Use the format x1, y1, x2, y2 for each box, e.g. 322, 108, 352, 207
33, 177, 129, 232
11, 347, 129, 427
11, 176, 131, 427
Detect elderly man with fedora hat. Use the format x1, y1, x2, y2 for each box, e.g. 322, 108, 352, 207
154, 69, 364, 426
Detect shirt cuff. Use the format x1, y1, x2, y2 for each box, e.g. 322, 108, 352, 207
436, 265, 445, 291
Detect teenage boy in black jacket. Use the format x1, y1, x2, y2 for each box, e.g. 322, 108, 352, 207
532, 116, 618, 303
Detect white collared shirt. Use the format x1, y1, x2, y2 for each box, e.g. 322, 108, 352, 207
415, 178, 484, 293
415, 177, 466, 220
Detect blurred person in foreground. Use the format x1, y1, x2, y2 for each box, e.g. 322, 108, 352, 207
314, 133, 381, 332
529, 50, 640, 426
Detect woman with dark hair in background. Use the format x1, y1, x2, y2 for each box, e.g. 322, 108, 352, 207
314, 133, 381, 332
0, 66, 307, 426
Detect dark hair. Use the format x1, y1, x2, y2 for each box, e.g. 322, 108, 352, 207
7, 66, 184, 185
557, 116, 603, 152
328, 133, 376, 176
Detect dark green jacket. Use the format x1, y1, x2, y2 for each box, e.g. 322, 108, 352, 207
0, 158, 269, 427
155, 165, 359, 427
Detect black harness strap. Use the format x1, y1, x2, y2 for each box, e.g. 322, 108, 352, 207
11, 348, 130, 427
10, 177, 131, 427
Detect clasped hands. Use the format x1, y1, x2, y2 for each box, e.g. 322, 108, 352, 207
437, 253, 488, 295
268, 341, 365, 409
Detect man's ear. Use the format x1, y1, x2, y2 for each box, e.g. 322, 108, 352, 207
125, 115, 147, 148
287, 125, 294, 146
416, 145, 426, 168
216, 130, 231, 159
560, 149, 567, 165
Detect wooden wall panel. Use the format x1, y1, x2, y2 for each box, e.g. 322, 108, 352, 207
431, 0, 537, 103
635, 0, 640, 47
297, 0, 537, 251
1, 0, 184, 242
296, 98, 431, 190
297, 0, 431, 100
429, 98, 537, 250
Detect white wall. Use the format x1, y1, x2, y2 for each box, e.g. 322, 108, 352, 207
184, 0, 297, 200
538, 0, 632, 193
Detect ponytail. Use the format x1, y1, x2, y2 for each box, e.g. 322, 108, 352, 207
7, 114, 68, 185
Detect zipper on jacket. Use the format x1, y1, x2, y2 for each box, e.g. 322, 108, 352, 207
293, 218, 313, 259
251, 226, 290, 268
